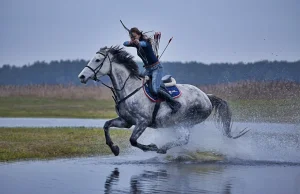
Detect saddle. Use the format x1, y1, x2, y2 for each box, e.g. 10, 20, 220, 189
143, 75, 181, 102
143, 75, 182, 127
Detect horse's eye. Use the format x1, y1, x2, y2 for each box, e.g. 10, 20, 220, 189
95, 59, 101, 63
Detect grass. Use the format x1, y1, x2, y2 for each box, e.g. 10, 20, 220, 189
0, 127, 132, 162
0, 84, 117, 118
165, 150, 224, 162
0, 127, 227, 163
0, 97, 117, 118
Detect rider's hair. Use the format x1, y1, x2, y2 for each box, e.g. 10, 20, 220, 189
129, 27, 152, 43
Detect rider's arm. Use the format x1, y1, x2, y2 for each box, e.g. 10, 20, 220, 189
124, 40, 148, 47
139, 41, 147, 47
123, 41, 135, 47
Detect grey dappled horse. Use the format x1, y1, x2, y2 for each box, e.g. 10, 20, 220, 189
78, 46, 249, 156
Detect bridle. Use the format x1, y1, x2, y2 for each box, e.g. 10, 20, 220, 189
84, 47, 146, 110
84, 50, 110, 82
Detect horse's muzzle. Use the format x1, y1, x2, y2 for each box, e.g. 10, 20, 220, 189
79, 75, 87, 84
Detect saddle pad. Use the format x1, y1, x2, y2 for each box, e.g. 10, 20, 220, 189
143, 81, 182, 102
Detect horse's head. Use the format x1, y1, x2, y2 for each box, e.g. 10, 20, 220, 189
78, 47, 112, 84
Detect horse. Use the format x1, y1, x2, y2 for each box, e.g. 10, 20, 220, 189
78, 45, 250, 156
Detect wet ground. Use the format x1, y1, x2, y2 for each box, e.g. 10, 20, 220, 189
0, 119, 300, 193
0, 117, 107, 128
1, 156, 300, 194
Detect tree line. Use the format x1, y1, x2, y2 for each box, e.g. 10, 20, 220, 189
0, 59, 299, 85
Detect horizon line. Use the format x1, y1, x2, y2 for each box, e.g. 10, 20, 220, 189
1, 58, 300, 68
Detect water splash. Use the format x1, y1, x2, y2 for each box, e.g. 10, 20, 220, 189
125, 121, 300, 164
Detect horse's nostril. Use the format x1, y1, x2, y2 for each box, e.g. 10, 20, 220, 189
79, 75, 85, 79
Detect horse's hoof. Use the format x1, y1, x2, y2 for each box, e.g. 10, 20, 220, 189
111, 145, 120, 156
157, 149, 167, 154
148, 143, 158, 151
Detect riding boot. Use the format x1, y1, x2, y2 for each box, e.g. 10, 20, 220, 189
158, 88, 181, 114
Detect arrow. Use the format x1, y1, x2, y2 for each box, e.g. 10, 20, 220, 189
159, 37, 173, 60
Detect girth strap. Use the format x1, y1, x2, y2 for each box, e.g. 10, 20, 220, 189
151, 101, 161, 127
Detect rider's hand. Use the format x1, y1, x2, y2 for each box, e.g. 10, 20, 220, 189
145, 75, 150, 81
133, 39, 139, 45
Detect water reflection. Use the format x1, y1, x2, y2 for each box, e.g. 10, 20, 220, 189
129, 169, 168, 194
1, 157, 299, 194
222, 180, 233, 194
104, 168, 120, 194
104, 165, 230, 194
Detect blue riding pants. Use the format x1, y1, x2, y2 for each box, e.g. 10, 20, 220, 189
143, 63, 163, 95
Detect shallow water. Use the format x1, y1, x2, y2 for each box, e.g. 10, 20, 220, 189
0, 156, 300, 194
0, 117, 107, 128
0, 119, 300, 193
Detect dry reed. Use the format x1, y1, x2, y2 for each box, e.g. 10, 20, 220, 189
1, 80, 300, 100
198, 80, 300, 100
0, 84, 112, 100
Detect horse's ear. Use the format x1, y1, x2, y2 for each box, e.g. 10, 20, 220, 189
100, 46, 107, 51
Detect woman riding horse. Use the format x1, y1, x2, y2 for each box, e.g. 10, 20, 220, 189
123, 27, 181, 114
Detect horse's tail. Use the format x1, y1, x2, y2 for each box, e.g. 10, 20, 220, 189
207, 94, 250, 139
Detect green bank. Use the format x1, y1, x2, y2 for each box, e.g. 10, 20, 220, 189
0, 127, 225, 162
0, 127, 132, 162
0, 127, 224, 162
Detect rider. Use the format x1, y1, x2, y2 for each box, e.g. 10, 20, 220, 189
123, 27, 181, 114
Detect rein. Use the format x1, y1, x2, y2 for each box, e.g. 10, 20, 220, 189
85, 48, 146, 107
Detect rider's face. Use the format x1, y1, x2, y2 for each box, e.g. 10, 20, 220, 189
130, 32, 140, 40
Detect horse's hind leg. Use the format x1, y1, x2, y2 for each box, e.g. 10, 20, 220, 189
104, 117, 132, 156
157, 127, 190, 154
130, 121, 159, 152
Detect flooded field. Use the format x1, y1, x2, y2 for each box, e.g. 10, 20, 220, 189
1, 157, 299, 194
0, 119, 300, 193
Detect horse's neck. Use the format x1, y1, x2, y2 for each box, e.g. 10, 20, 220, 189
109, 63, 142, 100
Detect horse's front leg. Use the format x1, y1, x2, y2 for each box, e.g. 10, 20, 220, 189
130, 121, 159, 152
104, 117, 132, 156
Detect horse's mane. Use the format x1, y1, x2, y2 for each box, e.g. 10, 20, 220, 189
98, 46, 140, 78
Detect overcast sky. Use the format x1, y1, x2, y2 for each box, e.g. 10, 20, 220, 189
0, 0, 299, 66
